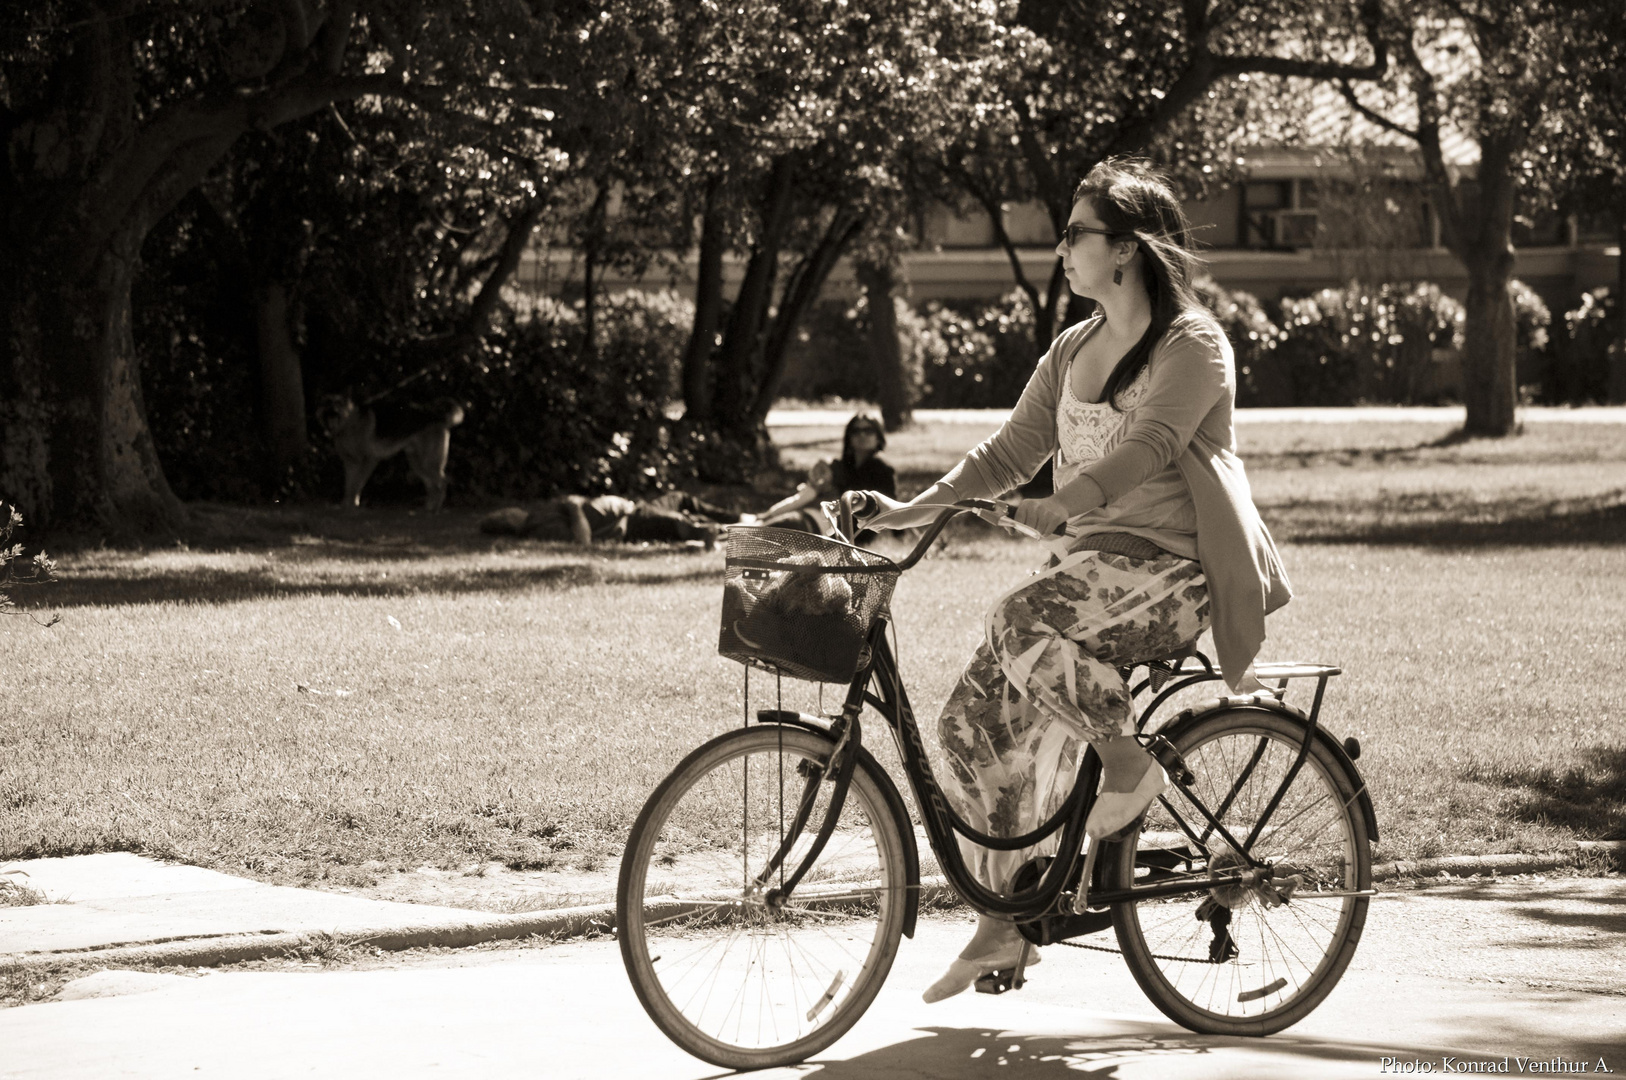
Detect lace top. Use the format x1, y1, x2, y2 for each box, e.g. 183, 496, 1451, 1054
1054, 359, 1151, 491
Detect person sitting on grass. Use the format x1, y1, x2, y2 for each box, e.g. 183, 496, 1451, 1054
751, 413, 896, 542
481, 491, 743, 547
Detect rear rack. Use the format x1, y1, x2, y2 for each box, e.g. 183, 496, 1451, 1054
1131, 652, 1342, 733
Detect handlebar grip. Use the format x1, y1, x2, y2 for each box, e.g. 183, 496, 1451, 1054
833, 491, 881, 542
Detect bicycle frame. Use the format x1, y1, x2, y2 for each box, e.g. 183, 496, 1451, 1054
747, 503, 1372, 931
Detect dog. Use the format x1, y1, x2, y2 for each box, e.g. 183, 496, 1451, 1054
318, 395, 466, 510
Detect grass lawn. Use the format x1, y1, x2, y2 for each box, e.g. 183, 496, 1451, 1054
2, 413, 1623, 893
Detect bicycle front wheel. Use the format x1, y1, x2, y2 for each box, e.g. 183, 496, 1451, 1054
1111, 708, 1371, 1035
617, 725, 909, 1070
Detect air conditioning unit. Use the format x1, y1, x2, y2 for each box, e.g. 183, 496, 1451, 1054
1273, 209, 1320, 247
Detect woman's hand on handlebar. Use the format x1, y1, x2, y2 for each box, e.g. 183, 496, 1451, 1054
1012, 496, 1070, 538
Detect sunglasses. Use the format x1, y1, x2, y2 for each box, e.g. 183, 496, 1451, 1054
1060, 223, 1116, 247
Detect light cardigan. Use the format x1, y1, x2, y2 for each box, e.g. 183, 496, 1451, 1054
938, 311, 1293, 690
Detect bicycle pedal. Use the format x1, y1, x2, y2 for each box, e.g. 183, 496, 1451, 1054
973, 967, 1025, 994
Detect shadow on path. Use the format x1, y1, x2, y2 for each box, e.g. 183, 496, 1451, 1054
798, 1018, 1621, 1078
1386, 877, 1626, 943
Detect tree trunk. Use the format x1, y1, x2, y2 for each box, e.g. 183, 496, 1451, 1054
254, 281, 308, 473
1446, 151, 1519, 436
0, 284, 52, 525
1459, 246, 1519, 435
681, 177, 726, 423
714, 156, 796, 430
8, 243, 188, 534
579, 182, 610, 363
1612, 216, 1626, 404
858, 259, 912, 430
752, 211, 864, 425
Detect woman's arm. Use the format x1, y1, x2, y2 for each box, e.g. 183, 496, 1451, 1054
759, 460, 834, 518
760, 485, 818, 518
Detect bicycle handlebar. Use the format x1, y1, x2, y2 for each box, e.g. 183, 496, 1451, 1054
831, 491, 1050, 572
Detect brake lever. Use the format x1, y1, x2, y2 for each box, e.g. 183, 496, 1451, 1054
973, 502, 1065, 540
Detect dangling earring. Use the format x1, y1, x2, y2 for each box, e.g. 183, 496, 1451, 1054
1112, 266, 1123, 286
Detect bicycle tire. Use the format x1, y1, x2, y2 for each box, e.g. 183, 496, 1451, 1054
1110, 707, 1371, 1035
617, 725, 909, 1069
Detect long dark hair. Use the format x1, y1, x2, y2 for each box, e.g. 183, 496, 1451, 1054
840, 413, 886, 471
1073, 158, 1208, 410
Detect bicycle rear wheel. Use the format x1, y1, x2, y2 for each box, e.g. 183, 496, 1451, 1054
1111, 708, 1371, 1035
617, 725, 909, 1070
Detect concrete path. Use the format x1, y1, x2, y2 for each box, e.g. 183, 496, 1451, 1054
0, 854, 605, 969
1, 858, 1621, 1079
767, 405, 1626, 427
2, 904, 1621, 1079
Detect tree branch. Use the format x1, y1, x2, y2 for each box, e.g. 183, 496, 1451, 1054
754, 210, 866, 422
317, 0, 355, 74
1212, 50, 1387, 81
69, 70, 402, 275
375, 195, 546, 393
1337, 79, 1421, 141
959, 178, 1044, 317
1151, 0, 1390, 151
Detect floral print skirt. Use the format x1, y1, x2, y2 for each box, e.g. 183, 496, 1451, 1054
938, 549, 1210, 891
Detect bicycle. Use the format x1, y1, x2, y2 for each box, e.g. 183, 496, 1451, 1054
616, 495, 1377, 1070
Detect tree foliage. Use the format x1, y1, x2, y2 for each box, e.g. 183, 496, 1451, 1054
936, 0, 1389, 348
1336, 0, 1622, 431
1, 0, 559, 531
0, 504, 58, 628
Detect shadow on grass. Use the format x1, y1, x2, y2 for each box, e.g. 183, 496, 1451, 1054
1271, 494, 1626, 546
41, 501, 760, 558
1461, 747, 1626, 841
38, 562, 724, 608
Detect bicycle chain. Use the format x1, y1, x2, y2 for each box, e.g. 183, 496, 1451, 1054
1057, 939, 1221, 965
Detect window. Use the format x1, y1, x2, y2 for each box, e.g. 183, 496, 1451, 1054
1237, 180, 1322, 250
1513, 206, 1568, 248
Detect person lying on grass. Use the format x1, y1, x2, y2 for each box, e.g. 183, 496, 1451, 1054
853, 157, 1290, 1004
480, 492, 742, 546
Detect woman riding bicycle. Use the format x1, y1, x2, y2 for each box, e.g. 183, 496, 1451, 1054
857, 158, 1293, 1003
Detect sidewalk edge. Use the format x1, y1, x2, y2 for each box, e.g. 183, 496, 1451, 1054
4, 845, 1617, 973
0, 904, 618, 974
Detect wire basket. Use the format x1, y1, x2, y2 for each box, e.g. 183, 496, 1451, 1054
718, 527, 900, 684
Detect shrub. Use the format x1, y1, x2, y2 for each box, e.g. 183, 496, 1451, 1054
134, 211, 278, 502
1537, 286, 1617, 404
777, 295, 926, 409
916, 289, 1041, 409
437, 289, 696, 500
1194, 277, 1284, 407
0, 504, 57, 628
1273, 281, 1464, 406
1509, 279, 1552, 363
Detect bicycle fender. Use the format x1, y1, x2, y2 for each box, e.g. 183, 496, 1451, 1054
753, 711, 921, 938
1154, 700, 1380, 844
